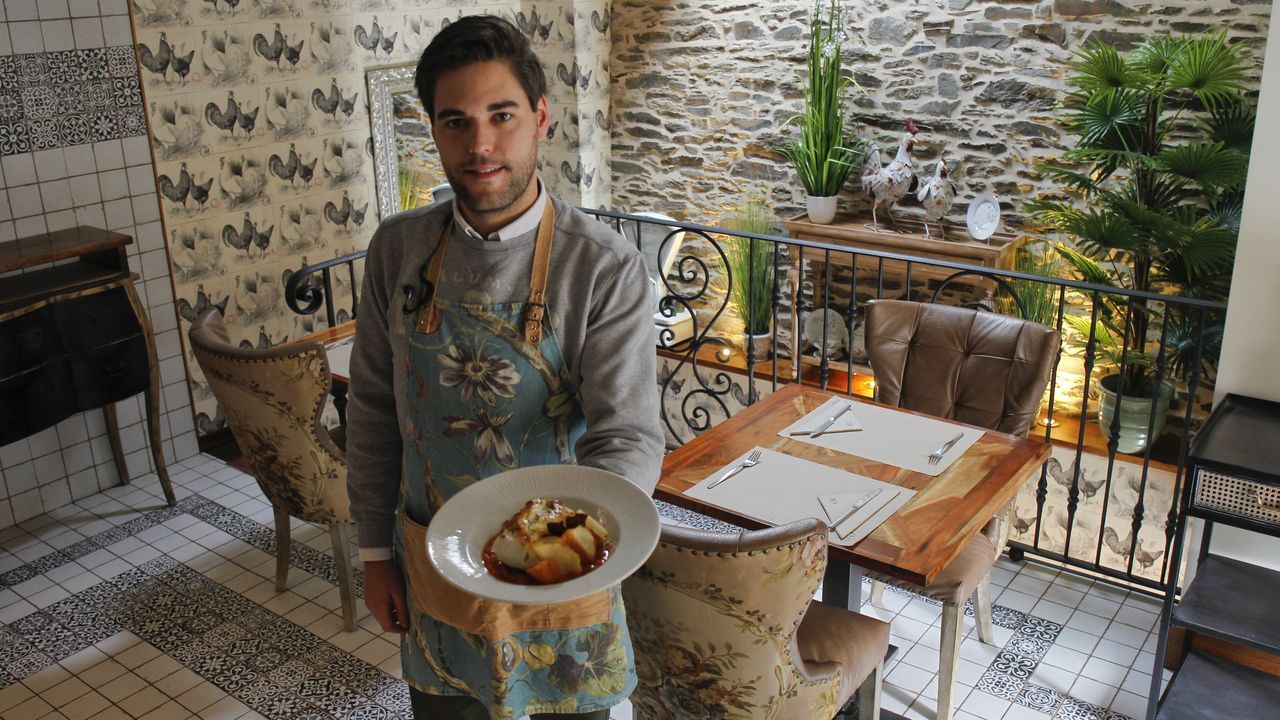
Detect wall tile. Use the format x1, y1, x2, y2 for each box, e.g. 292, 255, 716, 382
0, 25, 11, 55
72, 17, 103, 49
44, 207, 74, 230
39, 178, 72, 211
32, 148, 67, 180
91, 138, 122, 169
0, 190, 9, 220
0, 439, 31, 469
67, 172, 99, 203
98, 167, 127, 199
5, 0, 38, 22
63, 144, 95, 175
37, 0, 70, 20
41, 19, 74, 52
101, 195, 130, 227
3, 154, 36, 184
13, 213, 45, 235
99, 15, 127, 45
72, 202, 104, 226
0, 220, 14, 241
8, 184, 43, 216
67, 0, 96, 18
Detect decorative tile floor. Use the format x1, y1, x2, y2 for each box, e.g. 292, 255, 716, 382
0, 455, 1170, 720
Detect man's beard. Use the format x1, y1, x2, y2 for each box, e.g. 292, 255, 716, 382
447, 150, 538, 219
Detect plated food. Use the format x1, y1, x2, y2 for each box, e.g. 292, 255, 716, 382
483, 498, 612, 585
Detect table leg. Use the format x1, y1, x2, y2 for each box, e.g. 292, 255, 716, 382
102, 403, 129, 488
790, 248, 802, 382
822, 558, 864, 610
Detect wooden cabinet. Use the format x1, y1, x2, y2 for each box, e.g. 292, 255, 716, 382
0, 227, 175, 506
1149, 394, 1280, 719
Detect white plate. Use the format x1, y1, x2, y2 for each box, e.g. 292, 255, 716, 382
804, 309, 848, 357
426, 465, 661, 605
966, 192, 1001, 241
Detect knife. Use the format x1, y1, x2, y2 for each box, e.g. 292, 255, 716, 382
827, 488, 882, 531
835, 488, 899, 540
809, 403, 852, 439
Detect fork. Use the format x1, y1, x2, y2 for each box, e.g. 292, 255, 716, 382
707, 449, 762, 488
927, 433, 965, 466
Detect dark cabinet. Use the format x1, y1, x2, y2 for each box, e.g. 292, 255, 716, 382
0, 226, 174, 505
1148, 394, 1280, 719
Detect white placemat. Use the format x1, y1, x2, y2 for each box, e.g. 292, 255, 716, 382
325, 338, 353, 378
779, 397, 984, 476
685, 447, 915, 546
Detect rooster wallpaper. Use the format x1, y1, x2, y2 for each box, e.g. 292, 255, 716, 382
130, 0, 613, 433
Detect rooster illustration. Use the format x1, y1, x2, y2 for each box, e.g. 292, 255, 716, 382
252, 23, 284, 67
204, 91, 240, 136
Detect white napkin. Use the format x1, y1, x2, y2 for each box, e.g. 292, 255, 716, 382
325, 338, 354, 378
780, 399, 983, 476
685, 447, 915, 546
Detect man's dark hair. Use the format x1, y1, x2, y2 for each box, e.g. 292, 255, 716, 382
414, 15, 547, 120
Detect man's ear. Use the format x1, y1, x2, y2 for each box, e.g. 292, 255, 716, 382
535, 95, 550, 142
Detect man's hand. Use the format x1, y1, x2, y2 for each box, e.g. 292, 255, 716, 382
363, 560, 409, 633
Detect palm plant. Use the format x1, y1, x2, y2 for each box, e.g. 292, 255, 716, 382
723, 200, 778, 339
1025, 33, 1253, 396
780, 0, 865, 197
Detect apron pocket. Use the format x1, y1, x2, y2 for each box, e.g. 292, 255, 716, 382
399, 510, 612, 641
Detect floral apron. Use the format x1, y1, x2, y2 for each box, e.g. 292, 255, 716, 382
393, 203, 636, 719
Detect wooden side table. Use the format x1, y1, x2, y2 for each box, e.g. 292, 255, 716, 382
782, 211, 1017, 374
0, 227, 176, 506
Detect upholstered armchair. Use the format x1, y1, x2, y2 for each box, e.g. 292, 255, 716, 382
623, 518, 889, 720
188, 309, 358, 631
863, 298, 1059, 720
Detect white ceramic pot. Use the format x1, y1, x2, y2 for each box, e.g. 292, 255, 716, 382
806, 195, 838, 224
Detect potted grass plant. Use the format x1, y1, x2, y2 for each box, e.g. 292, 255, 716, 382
781, 0, 864, 224
1026, 33, 1253, 453
723, 200, 779, 361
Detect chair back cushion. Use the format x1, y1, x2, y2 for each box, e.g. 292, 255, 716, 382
865, 299, 1059, 436
622, 519, 841, 720
188, 309, 349, 523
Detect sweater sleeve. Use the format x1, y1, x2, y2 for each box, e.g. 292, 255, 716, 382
571, 249, 665, 494
344, 228, 404, 550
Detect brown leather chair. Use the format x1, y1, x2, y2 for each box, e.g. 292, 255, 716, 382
623, 519, 889, 720
188, 309, 358, 631
864, 299, 1059, 720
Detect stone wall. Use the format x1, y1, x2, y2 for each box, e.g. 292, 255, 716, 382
609, 0, 1272, 230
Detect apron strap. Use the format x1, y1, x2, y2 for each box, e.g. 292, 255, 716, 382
524, 201, 556, 345
414, 220, 451, 334
417, 200, 556, 340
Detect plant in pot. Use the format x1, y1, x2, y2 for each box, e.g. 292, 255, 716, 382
781, 0, 865, 224
1026, 34, 1253, 453
723, 200, 779, 362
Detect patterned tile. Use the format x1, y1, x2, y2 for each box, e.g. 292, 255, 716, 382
1007, 631, 1054, 661
977, 667, 1026, 700
1056, 696, 1113, 720
1019, 616, 1064, 643
992, 650, 1039, 680
992, 604, 1029, 629
1017, 682, 1065, 714
0, 46, 144, 156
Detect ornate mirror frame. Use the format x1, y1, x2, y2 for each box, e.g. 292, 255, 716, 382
366, 62, 418, 222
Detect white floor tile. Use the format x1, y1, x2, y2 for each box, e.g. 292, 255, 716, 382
1041, 644, 1089, 674
1080, 656, 1128, 687
961, 689, 1012, 719
1071, 675, 1119, 708
1094, 638, 1139, 667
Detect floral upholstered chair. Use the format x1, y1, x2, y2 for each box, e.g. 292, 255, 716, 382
188, 309, 358, 631
622, 518, 888, 720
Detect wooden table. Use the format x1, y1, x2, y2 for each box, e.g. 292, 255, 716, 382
657, 383, 1051, 608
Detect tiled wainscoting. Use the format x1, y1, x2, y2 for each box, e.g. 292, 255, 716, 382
0, 458, 1168, 720
0, 0, 200, 530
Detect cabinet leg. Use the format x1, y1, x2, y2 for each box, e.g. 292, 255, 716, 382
102, 403, 130, 488
145, 386, 177, 506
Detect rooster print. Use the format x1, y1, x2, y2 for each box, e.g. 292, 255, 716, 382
354, 15, 398, 59
279, 203, 324, 253
204, 91, 261, 143
308, 20, 355, 74
217, 154, 269, 209
131, 0, 187, 27
171, 225, 224, 283
157, 162, 216, 217
263, 85, 311, 141
320, 136, 365, 187
1009, 446, 1177, 582
221, 211, 274, 259
200, 29, 253, 87
233, 270, 283, 326
149, 101, 205, 160
310, 78, 361, 127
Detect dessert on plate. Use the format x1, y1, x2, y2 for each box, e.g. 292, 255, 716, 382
483, 498, 611, 585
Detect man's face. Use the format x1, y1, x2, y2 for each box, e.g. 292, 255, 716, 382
431, 60, 549, 228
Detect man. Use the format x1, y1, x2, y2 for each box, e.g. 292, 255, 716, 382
344, 15, 663, 720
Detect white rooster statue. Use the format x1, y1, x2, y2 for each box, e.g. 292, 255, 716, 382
861, 118, 919, 232
917, 157, 957, 238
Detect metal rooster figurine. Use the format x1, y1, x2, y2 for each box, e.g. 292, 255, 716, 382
861, 118, 919, 232
917, 157, 957, 239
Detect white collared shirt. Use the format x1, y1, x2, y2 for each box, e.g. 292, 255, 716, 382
452, 179, 547, 242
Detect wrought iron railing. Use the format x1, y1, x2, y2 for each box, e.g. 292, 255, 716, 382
284, 208, 1226, 594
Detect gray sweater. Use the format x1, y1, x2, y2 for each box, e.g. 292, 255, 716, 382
344, 195, 664, 550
